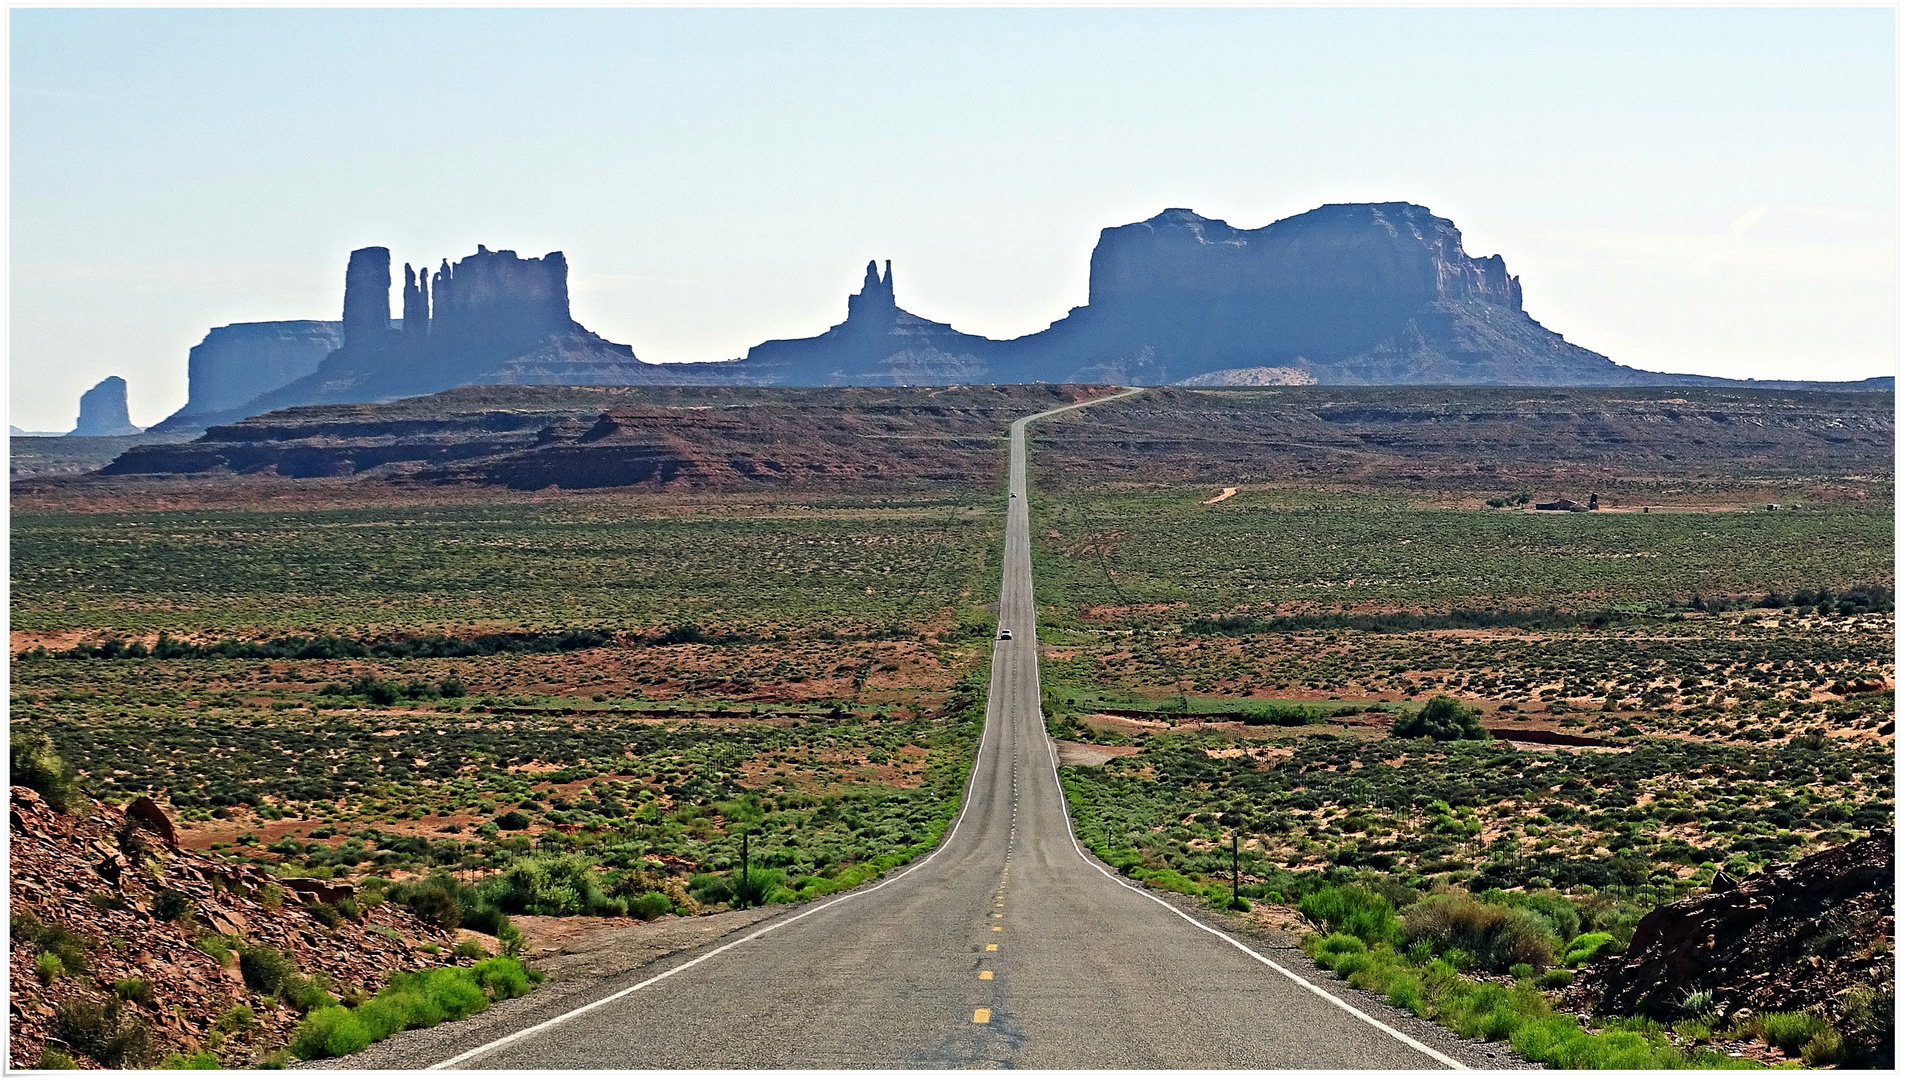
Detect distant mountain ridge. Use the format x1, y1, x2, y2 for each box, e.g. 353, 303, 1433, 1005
146, 203, 1891, 430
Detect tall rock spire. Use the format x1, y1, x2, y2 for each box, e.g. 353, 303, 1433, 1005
401, 263, 430, 336
341, 247, 391, 347
846, 258, 897, 324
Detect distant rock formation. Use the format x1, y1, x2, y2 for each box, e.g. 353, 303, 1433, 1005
732, 260, 998, 385
68, 376, 142, 437
711, 204, 1769, 387
241, 245, 724, 414
129, 205, 1896, 422
1014, 203, 1630, 386
716, 203, 1896, 390
148, 321, 345, 433
342, 246, 393, 345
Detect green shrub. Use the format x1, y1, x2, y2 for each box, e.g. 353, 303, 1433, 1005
195, 935, 234, 965
1299, 885, 1400, 946
280, 973, 339, 1014
1536, 969, 1574, 990
238, 946, 297, 995
113, 977, 155, 1006
39, 1047, 77, 1069
482, 853, 621, 917
13, 910, 90, 975
289, 1006, 372, 1060
12, 732, 81, 812
1507, 1015, 1739, 1069
1563, 931, 1618, 967
471, 956, 532, 1000
1801, 1029, 1844, 1066
734, 867, 785, 908
1758, 1011, 1831, 1054
36, 951, 63, 983
1316, 932, 1366, 957
305, 900, 344, 930
160, 1049, 222, 1069
1392, 696, 1488, 741
212, 1004, 257, 1035
687, 872, 733, 905
153, 889, 195, 923
494, 810, 532, 830
459, 901, 510, 936
1483, 888, 1582, 944
391, 879, 462, 930
1386, 972, 1427, 1014
1400, 891, 1559, 973
453, 938, 489, 960
630, 891, 674, 920
288, 958, 538, 1060
1235, 702, 1320, 727
55, 997, 155, 1068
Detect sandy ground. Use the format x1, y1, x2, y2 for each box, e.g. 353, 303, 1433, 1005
1051, 739, 1144, 767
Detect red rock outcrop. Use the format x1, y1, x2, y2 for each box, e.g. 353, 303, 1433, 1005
8, 786, 456, 1068
1592, 830, 1894, 1025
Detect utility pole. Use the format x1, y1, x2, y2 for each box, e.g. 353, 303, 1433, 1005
1231, 831, 1240, 908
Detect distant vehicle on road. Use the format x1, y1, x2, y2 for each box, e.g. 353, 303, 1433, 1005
998, 628, 1012, 640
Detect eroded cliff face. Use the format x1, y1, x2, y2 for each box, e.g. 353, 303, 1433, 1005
150, 321, 346, 433
1005, 202, 1620, 385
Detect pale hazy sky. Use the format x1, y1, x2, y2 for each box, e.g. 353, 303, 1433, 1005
10, 7, 1896, 429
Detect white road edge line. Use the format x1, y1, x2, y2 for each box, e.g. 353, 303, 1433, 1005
1019, 403, 1468, 1074
1036, 732, 1468, 1070
427, 669, 1002, 1069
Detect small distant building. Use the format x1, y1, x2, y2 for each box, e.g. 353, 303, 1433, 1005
1766, 504, 1779, 512
1535, 498, 1589, 512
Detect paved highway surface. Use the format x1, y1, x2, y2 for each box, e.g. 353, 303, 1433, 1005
363, 391, 1476, 1069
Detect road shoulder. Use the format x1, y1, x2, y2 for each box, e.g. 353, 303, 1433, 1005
1139, 883, 1539, 1070
305, 904, 802, 1069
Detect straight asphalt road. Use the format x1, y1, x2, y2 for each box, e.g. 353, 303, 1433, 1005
376, 390, 1472, 1069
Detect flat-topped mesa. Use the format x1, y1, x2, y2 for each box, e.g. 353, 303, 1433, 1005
1083, 203, 1522, 317
430, 246, 576, 352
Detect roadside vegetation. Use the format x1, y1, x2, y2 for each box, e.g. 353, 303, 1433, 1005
1038, 478, 1893, 1068
11, 490, 1002, 1067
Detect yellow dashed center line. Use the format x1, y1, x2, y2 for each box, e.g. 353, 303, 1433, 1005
986, 944, 998, 951
973, 1008, 991, 1024
979, 971, 993, 980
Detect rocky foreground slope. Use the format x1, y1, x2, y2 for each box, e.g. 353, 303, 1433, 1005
1587, 830, 1894, 1066
8, 785, 456, 1068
